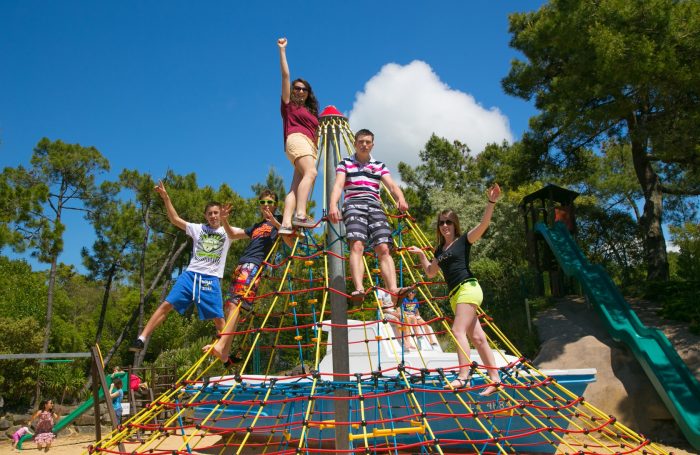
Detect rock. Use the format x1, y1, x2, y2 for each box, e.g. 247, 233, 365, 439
0, 417, 10, 431
12, 413, 33, 423
534, 297, 681, 443
76, 414, 98, 426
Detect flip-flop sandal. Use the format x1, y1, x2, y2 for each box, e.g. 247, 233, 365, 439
292, 216, 316, 228
349, 290, 366, 304
223, 350, 244, 368
444, 377, 470, 389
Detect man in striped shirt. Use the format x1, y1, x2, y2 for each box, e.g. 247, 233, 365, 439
329, 129, 412, 304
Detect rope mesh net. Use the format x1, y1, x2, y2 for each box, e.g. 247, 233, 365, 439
87, 112, 670, 455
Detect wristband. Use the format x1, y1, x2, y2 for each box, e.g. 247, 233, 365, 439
488, 199, 497, 204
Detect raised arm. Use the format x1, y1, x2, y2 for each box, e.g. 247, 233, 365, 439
220, 203, 249, 240
278, 38, 291, 104
381, 173, 408, 212
154, 180, 186, 231
328, 172, 346, 223
407, 246, 440, 278
467, 183, 501, 244
109, 383, 121, 399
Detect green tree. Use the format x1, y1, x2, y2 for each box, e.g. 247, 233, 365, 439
0, 139, 109, 359
671, 222, 700, 282
82, 180, 144, 345
398, 134, 480, 222
251, 167, 286, 201
503, 0, 700, 281
0, 316, 43, 406
101, 170, 249, 367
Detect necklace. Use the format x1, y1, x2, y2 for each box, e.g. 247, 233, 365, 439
442, 236, 458, 251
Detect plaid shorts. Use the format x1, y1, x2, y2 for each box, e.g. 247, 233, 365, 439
342, 199, 393, 249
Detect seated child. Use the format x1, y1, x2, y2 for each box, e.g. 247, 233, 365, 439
402, 289, 439, 346
378, 290, 416, 351
11, 426, 33, 448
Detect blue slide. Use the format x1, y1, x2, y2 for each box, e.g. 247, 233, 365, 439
535, 221, 700, 449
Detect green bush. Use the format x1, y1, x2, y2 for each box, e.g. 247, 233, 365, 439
0, 316, 43, 408
645, 280, 700, 335
472, 260, 541, 359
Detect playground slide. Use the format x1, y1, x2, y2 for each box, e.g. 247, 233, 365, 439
535, 221, 700, 449
18, 372, 127, 450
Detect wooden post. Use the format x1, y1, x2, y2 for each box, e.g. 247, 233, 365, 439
90, 346, 125, 453
90, 353, 101, 442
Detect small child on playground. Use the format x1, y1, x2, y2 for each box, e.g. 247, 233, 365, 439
378, 290, 416, 351
11, 425, 33, 449
402, 289, 439, 346
109, 378, 124, 425
29, 399, 59, 452
112, 366, 148, 392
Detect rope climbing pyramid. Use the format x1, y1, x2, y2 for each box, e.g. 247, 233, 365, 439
87, 107, 673, 454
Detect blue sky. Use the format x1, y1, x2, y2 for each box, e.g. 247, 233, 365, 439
1, 1, 544, 271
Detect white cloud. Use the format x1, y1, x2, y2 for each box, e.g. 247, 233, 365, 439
347, 60, 513, 175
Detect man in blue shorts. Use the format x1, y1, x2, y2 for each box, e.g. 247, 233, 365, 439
328, 128, 413, 304
130, 180, 234, 352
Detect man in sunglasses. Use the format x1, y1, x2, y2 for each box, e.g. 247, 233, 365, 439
222, 189, 286, 317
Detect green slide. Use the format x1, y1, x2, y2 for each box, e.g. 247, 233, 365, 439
18, 371, 128, 450
535, 221, 700, 449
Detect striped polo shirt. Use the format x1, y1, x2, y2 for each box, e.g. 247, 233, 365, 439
336, 154, 389, 202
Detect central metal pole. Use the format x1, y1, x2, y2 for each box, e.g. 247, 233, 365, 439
323, 115, 350, 449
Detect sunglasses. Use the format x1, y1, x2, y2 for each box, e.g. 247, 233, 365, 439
292, 86, 309, 92
438, 219, 454, 226
259, 200, 276, 206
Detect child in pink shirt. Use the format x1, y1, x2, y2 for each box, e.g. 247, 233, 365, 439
11, 426, 33, 448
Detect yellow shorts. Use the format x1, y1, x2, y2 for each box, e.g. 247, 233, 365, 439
285, 132, 317, 165
448, 279, 483, 313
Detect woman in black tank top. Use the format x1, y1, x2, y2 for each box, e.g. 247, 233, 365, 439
408, 184, 501, 395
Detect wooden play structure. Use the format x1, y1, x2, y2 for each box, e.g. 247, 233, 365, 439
520, 183, 579, 297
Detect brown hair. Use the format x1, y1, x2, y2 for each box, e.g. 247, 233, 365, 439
258, 189, 278, 203
204, 201, 221, 213
355, 129, 374, 142
291, 78, 319, 117
436, 209, 462, 248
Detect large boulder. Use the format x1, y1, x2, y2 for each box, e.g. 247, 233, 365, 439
0, 417, 10, 431
534, 297, 683, 444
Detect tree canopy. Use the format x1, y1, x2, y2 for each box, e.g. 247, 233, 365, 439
503, 0, 700, 280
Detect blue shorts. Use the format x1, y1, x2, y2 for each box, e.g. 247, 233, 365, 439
165, 270, 224, 320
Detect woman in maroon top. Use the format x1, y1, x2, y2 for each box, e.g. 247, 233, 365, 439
278, 37, 319, 234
